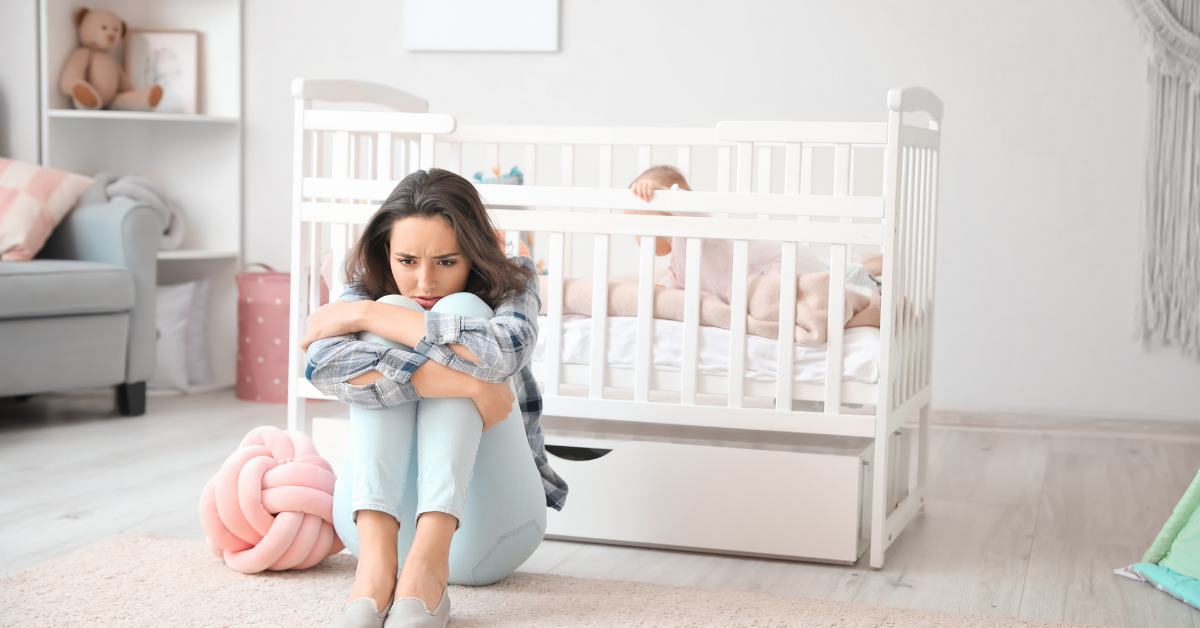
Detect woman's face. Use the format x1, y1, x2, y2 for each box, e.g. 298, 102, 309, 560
388, 216, 471, 309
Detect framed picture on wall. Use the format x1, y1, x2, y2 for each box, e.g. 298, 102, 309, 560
126, 30, 199, 114
403, 0, 559, 52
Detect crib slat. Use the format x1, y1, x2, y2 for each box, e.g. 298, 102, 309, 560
590, 234, 610, 398
736, 142, 753, 193
330, 223, 349, 299
835, 143, 853, 256
784, 143, 801, 195
310, 131, 322, 183
799, 145, 814, 194
448, 142, 462, 175
728, 240, 749, 408
561, 145, 575, 277
333, 131, 350, 182
308, 222, 322, 313
523, 144, 537, 185
914, 148, 931, 396
681, 237, 703, 405
925, 150, 940, 390
377, 133, 392, 180
906, 148, 920, 400
634, 236, 656, 403
599, 145, 613, 189
408, 139, 420, 174
419, 133, 434, 170
757, 145, 772, 193
638, 145, 652, 173
677, 146, 692, 181
546, 233, 566, 397
486, 143, 500, 173
349, 133, 358, 180
903, 148, 918, 402
776, 242, 797, 411
896, 147, 914, 408
757, 145, 772, 219
798, 145, 813, 223
363, 134, 373, 182
824, 244, 847, 413
834, 144, 851, 194
717, 146, 732, 193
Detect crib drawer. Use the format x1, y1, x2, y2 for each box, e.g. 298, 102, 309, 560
543, 426, 896, 564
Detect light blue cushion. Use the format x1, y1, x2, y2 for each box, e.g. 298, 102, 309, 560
0, 259, 134, 320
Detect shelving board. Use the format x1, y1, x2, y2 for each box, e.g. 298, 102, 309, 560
47, 109, 239, 124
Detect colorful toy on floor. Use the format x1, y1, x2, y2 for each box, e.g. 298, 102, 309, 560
199, 426, 343, 573
1117, 468, 1200, 609
473, 165, 523, 185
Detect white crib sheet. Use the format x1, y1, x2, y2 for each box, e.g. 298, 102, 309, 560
534, 316, 880, 384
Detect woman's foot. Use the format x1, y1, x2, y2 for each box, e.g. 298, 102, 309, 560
347, 558, 398, 614
394, 558, 449, 611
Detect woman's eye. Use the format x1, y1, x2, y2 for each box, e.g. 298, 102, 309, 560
398, 259, 415, 265
437, 260, 455, 267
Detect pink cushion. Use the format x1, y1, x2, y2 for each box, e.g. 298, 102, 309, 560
0, 159, 93, 261
199, 426, 344, 573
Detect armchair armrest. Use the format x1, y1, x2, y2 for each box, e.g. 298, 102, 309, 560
39, 200, 162, 384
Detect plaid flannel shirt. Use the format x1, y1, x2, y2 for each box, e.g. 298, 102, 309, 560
304, 256, 567, 510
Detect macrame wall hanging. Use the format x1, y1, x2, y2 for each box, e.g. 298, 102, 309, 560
1127, 0, 1200, 358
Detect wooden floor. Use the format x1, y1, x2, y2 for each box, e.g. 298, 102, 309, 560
3, 389, 1199, 627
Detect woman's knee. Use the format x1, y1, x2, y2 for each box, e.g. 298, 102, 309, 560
377, 294, 424, 311
431, 292, 494, 319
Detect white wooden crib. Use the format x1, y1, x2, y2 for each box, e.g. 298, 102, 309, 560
285, 79, 942, 568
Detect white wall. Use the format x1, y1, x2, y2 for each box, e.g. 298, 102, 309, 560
246, 0, 1200, 421
0, 0, 40, 162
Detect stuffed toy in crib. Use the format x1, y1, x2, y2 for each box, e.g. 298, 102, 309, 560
59, 7, 163, 111
473, 166, 524, 185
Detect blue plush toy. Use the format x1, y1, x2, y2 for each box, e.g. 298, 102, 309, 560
473, 166, 523, 185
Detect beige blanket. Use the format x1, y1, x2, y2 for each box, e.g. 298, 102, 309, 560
537, 272, 880, 344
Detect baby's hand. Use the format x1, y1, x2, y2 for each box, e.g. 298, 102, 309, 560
631, 179, 666, 201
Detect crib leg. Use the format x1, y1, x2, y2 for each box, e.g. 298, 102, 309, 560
869, 414, 889, 569
918, 404, 929, 512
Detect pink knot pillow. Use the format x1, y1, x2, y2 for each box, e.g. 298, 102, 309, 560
199, 426, 344, 573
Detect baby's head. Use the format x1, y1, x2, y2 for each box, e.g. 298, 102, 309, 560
631, 165, 691, 191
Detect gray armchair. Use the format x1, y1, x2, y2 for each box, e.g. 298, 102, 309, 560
0, 200, 161, 415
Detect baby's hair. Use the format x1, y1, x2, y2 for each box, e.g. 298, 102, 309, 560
632, 165, 691, 190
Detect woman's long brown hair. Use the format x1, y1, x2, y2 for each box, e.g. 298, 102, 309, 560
343, 168, 533, 308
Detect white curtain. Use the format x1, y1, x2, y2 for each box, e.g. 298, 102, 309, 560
1127, 0, 1200, 357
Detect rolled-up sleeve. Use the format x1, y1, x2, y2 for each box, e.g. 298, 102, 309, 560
306, 334, 428, 409
414, 257, 541, 384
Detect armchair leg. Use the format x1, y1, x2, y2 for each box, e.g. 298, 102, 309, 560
116, 382, 146, 416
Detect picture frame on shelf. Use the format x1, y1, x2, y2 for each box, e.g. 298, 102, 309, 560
126, 29, 199, 114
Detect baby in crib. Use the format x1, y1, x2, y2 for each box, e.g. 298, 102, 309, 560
624, 165, 880, 303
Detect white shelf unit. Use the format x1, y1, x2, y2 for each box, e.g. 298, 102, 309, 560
38, 0, 243, 391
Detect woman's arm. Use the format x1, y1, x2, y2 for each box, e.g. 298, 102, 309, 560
416, 257, 542, 383
307, 329, 513, 427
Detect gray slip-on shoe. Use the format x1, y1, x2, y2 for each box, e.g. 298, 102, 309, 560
328, 596, 392, 628
382, 586, 449, 628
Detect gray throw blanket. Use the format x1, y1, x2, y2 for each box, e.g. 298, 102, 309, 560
80, 174, 186, 250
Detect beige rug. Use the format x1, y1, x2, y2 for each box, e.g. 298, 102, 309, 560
2, 535, 1096, 628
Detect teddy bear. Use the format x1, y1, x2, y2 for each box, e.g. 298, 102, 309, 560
58, 7, 162, 111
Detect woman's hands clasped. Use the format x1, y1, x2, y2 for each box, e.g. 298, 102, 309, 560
470, 379, 516, 431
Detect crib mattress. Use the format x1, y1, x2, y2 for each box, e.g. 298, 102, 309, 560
533, 315, 879, 384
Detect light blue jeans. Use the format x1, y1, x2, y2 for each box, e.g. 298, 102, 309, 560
332, 293, 547, 586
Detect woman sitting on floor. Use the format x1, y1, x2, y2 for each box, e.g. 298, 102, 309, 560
302, 168, 566, 628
